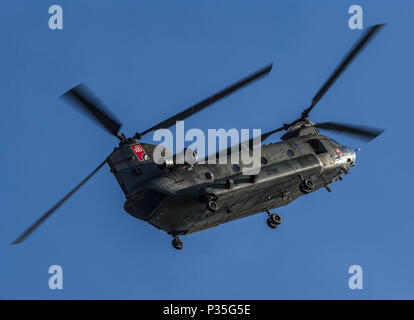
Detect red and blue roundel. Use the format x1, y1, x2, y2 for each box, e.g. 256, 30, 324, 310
131, 143, 149, 161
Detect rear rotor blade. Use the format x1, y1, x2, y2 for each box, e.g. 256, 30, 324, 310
62, 84, 122, 138
11, 160, 107, 245
258, 126, 287, 144
301, 24, 385, 119
138, 64, 273, 138
315, 122, 384, 141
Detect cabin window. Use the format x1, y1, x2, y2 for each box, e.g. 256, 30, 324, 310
205, 171, 214, 180
308, 139, 327, 154
232, 164, 241, 172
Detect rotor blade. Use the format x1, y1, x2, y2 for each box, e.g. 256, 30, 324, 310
258, 126, 286, 144
301, 24, 385, 119
62, 84, 122, 137
138, 64, 273, 138
11, 160, 107, 245
315, 122, 384, 141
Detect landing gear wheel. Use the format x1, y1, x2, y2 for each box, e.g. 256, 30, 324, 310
267, 213, 282, 229
172, 237, 184, 250
300, 179, 315, 194
207, 200, 219, 212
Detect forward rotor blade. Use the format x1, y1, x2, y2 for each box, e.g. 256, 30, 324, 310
62, 84, 122, 138
301, 24, 385, 119
315, 122, 384, 141
138, 64, 273, 138
11, 160, 107, 245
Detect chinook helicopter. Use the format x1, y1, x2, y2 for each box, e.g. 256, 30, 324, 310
12, 24, 385, 249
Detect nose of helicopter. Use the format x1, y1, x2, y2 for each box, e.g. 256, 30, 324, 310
338, 146, 356, 168
349, 149, 356, 166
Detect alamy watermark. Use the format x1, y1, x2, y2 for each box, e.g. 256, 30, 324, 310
152, 121, 263, 175
348, 265, 363, 290
48, 265, 63, 290
48, 5, 63, 30
348, 5, 363, 30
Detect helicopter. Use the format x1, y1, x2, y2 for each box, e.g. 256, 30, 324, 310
12, 24, 385, 249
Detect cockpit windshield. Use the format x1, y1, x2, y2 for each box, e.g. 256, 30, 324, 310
308, 139, 327, 154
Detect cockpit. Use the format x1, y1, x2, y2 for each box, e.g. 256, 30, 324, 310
326, 138, 356, 168
306, 137, 356, 170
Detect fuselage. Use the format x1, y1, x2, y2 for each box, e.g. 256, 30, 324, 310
107, 128, 356, 237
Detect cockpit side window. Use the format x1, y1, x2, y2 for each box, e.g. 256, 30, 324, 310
308, 139, 327, 154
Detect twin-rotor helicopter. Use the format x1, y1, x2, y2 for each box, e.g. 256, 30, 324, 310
12, 25, 385, 249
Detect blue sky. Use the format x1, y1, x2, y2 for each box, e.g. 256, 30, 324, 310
1, 0, 413, 299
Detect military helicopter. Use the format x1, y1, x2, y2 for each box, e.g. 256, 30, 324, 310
12, 24, 385, 249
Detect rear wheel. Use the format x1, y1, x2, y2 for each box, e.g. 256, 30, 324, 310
172, 237, 183, 250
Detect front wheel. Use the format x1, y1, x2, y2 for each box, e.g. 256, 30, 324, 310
267, 214, 282, 229
300, 179, 315, 194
